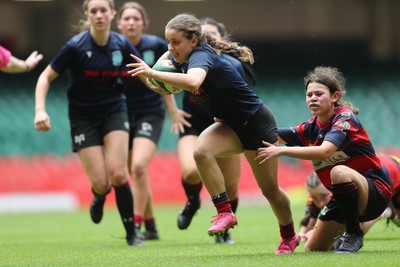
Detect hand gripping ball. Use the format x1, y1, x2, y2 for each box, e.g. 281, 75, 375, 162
150, 60, 183, 94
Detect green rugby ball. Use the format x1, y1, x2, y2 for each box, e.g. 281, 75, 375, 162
150, 60, 183, 94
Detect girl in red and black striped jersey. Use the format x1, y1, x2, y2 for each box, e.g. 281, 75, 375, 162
299, 157, 400, 244
255, 66, 392, 253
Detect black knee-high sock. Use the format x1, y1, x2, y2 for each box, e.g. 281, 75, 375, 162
114, 183, 135, 236
145, 218, 156, 232
230, 197, 239, 214
182, 178, 202, 201
331, 182, 362, 235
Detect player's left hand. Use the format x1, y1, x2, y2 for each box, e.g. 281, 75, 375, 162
255, 141, 281, 164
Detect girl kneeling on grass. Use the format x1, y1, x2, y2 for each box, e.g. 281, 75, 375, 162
255, 66, 392, 253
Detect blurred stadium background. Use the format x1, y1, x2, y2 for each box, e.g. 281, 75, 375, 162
0, 0, 399, 213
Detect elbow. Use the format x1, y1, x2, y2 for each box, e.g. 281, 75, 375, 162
185, 82, 200, 92
319, 150, 335, 160
183, 76, 203, 92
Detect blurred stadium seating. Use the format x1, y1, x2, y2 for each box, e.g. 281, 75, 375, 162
1, 67, 399, 211
1, 68, 399, 156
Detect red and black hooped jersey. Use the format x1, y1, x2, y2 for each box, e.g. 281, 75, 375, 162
379, 155, 400, 199
279, 106, 392, 202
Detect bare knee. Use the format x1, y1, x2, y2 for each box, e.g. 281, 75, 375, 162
330, 165, 351, 184
193, 146, 214, 164
130, 161, 147, 179
109, 167, 128, 186
304, 240, 332, 252
260, 186, 281, 201
182, 168, 201, 184
304, 241, 315, 252
92, 180, 111, 195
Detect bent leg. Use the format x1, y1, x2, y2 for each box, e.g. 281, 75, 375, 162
305, 219, 344, 251
218, 155, 242, 201
177, 135, 202, 230
193, 123, 242, 196
244, 150, 292, 225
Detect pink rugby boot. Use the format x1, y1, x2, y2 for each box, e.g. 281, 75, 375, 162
207, 212, 238, 236
275, 234, 300, 254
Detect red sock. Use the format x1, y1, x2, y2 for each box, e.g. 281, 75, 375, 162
215, 199, 232, 214
279, 221, 296, 239
135, 214, 144, 226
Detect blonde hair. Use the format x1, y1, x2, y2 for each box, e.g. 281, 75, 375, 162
117, 1, 149, 30
304, 66, 359, 115
166, 13, 254, 64
306, 172, 322, 189
77, 0, 115, 32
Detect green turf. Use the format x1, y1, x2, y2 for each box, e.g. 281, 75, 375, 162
0, 190, 399, 266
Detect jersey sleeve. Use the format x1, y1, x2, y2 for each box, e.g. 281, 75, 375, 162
324, 111, 356, 148
279, 123, 306, 146
188, 49, 212, 72
50, 40, 75, 74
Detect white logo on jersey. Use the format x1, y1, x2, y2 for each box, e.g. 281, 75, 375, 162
86, 51, 92, 58
312, 151, 350, 170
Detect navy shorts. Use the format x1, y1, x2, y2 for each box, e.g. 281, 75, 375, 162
179, 112, 214, 138
319, 178, 389, 223
128, 111, 165, 148
69, 111, 129, 152
229, 105, 278, 150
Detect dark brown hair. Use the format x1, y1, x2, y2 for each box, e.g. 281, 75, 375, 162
166, 13, 254, 64
304, 66, 359, 115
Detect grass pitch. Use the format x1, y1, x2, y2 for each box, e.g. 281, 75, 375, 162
0, 189, 399, 267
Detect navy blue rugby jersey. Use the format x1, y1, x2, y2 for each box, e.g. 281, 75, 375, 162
221, 53, 245, 79
279, 106, 392, 202
122, 34, 168, 114
180, 44, 263, 126
181, 52, 246, 121
50, 30, 141, 119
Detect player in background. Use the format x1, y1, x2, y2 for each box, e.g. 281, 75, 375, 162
34, 0, 144, 246
127, 13, 299, 254
0, 45, 42, 73
116, 1, 190, 241
175, 17, 256, 244
256, 66, 392, 253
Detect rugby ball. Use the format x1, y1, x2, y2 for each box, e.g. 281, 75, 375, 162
150, 60, 183, 94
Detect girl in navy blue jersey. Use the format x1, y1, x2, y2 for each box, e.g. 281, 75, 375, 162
116, 1, 189, 241
127, 13, 299, 254
176, 17, 249, 245
34, 0, 144, 246
255, 66, 392, 253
